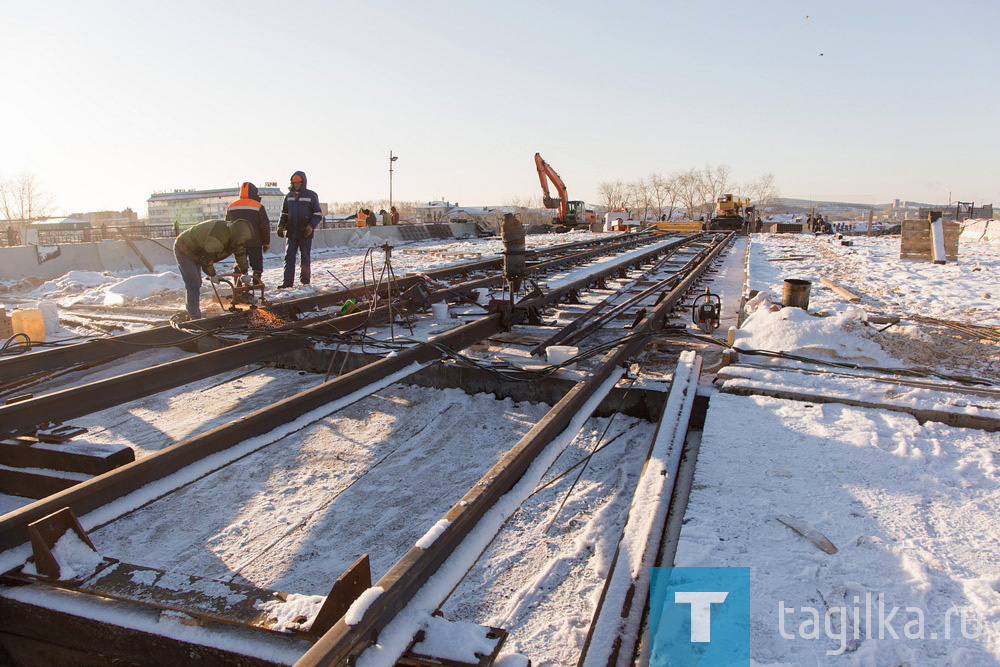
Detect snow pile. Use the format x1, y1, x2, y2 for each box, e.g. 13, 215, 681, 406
34, 270, 116, 295
258, 593, 326, 633
36, 245, 60, 262
345, 587, 384, 626
415, 519, 451, 549
348, 230, 379, 248
412, 615, 498, 662
45, 530, 103, 580
736, 304, 897, 366
101, 271, 184, 306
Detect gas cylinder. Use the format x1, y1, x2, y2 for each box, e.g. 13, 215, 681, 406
11, 307, 46, 342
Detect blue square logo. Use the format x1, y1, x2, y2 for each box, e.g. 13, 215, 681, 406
650, 567, 751, 666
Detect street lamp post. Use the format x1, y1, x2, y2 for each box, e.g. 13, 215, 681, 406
389, 151, 399, 213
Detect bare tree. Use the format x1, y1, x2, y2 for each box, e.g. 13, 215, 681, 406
0, 172, 55, 222
626, 177, 656, 221
649, 172, 680, 221
738, 174, 781, 216
674, 169, 705, 220
699, 164, 731, 219
597, 180, 627, 212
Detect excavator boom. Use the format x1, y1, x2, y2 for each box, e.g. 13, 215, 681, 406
534, 152, 568, 222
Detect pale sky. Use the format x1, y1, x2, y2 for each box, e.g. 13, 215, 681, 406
2, 0, 997, 216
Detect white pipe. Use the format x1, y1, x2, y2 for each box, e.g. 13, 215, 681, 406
930, 217, 946, 264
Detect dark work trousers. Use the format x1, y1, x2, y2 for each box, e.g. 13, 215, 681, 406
174, 246, 203, 319
240, 247, 263, 278
283, 236, 313, 286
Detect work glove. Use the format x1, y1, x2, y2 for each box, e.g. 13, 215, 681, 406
276, 226, 286, 238
302, 225, 314, 239
208, 275, 222, 284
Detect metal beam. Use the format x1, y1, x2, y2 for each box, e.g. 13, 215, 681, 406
294, 233, 734, 666
0, 233, 654, 385
0, 234, 708, 558
0, 234, 682, 440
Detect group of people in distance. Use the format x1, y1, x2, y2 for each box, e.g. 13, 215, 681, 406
357, 206, 399, 227
172, 171, 321, 321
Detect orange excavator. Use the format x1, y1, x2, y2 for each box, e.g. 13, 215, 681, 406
534, 152, 592, 229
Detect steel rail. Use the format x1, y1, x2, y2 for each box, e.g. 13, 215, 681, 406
0, 232, 652, 384
0, 234, 679, 440
0, 234, 692, 556
294, 233, 735, 666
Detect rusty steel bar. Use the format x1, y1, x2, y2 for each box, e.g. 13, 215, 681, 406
0, 233, 652, 385
0, 234, 689, 557
0, 234, 679, 440
294, 233, 734, 666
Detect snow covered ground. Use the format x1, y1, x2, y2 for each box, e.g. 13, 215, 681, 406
742, 233, 1000, 382
2, 229, 997, 664
674, 231, 999, 665
4, 231, 614, 327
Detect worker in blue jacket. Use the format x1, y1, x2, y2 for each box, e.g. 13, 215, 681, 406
277, 170, 322, 287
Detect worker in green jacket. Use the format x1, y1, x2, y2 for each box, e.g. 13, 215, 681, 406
173, 219, 258, 319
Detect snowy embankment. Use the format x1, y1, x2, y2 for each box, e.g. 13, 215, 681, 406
674, 232, 999, 664
9, 231, 610, 325
678, 394, 998, 664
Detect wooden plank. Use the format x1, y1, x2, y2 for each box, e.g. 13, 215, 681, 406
0, 593, 294, 667
0, 467, 84, 499
0, 440, 134, 476
720, 384, 1000, 432
10, 558, 286, 632
718, 363, 1000, 398
819, 277, 862, 302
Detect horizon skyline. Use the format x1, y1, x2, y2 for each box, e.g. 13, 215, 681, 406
3, 1, 998, 217
42, 183, 972, 220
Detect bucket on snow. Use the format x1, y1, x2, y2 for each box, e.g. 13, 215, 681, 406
546, 345, 579, 369
782, 279, 812, 310
431, 301, 449, 320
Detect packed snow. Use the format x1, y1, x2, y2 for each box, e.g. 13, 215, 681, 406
675, 394, 999, 664
1, 228, 997, 664
671, 230, 1000, 665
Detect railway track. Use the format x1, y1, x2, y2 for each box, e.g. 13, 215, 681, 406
0, 231, 735, 666
0, 231, 654, 387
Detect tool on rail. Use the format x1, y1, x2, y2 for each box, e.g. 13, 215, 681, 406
208, 272, 268, 312
692, 288, 722, 333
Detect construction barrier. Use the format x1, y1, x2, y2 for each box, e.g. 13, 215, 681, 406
0, 223, 479, 282
959, 219, 1000, 243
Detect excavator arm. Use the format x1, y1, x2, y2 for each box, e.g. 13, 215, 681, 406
534, 152, 568, 222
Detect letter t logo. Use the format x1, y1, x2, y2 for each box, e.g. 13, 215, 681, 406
675, 591, 730, 642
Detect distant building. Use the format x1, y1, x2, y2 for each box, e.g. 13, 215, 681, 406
24, 217, 92, 244
414, 201, 511, 225
147, 185, 284, 231
415, 201, 458, 223
69, 209, 139, 228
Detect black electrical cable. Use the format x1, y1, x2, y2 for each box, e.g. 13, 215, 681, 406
671, 327, 996, 387
0, 333, 32, 356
